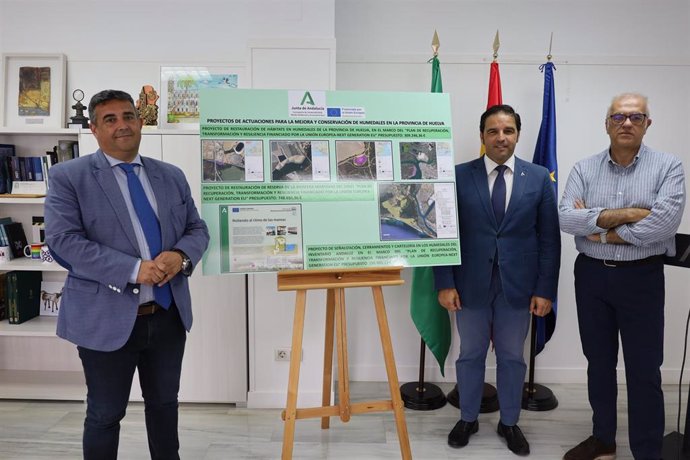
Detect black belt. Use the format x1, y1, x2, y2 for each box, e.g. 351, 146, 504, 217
137, 301, 161, 316
580, 254, 664, 267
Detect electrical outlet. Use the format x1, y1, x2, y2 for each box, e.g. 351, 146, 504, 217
275, 348, 291, 361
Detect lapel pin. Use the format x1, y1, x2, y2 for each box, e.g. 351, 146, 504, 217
521, 171, 526, 176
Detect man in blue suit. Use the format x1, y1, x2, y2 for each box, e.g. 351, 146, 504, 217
45, 89, 209, 460
434, 105, 560, 455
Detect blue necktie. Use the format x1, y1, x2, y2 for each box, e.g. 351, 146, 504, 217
492, 165, 507, 226
118, 163, 172, 308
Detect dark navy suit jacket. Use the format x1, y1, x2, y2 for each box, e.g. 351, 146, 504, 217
45, 150, 209, 351
434, 156, 560, 308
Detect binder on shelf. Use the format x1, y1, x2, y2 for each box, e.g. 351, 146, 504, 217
6, 270, 43, 324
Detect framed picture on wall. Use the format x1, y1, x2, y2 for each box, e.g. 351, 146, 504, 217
160, 66, 244, 129
1, 54, 66, 128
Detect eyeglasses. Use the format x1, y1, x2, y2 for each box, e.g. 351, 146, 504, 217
608, 113, 648, 126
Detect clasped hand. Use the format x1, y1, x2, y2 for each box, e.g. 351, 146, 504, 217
136, 251, 183, 286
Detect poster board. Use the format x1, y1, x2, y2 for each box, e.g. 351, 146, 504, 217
199, 89, 460, 275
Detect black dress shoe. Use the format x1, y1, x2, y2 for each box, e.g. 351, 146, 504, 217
497, 421, 530, 456
448, 419, 478, 448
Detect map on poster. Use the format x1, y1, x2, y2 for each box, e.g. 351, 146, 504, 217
199, 89, 460, 275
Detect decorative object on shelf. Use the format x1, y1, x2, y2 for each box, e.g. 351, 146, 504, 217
56, 139, 79, 163
24, 242, 42, 260
160, 66, 241, 129
67, 89, 89, 128
39, 281, 63, 316
5, 222, 28, 258
32, 216, 45, 243
40, 244, 53, 263
0, 245, 10, 264
136, 84, 159, 126
1, 54, 66, 128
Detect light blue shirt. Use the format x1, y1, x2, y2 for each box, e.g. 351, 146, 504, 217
103, 152, 159, 303
559, 144, 685, 261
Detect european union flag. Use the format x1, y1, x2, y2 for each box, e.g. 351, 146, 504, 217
532, 61, 558, 355
327, 107, 341, 117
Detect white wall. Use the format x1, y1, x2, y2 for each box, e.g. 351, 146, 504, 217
336, 0, 690, 385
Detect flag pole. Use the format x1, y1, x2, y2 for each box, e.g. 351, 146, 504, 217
449, 30, 505, 413
522, 34, 558, 411
400, 31, 447, 411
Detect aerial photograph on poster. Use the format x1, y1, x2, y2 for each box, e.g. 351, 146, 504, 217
378, 182, 438, 240
400, 141, 438, 179
336, 140, 393, 181
270, 140, 330, 181
202, 139, 264, 182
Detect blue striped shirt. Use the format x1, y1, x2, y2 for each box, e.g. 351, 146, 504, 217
559, 144, 685, 260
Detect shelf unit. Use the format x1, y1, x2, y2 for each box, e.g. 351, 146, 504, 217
0, 128, 83, 400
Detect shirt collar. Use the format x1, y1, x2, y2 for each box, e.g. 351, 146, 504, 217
484, 154, 515, 176
103, 151, 143, 168
606, 143, 645, 168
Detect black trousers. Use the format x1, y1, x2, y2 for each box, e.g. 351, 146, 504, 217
574, 254, 665, 460
78, 304, 186, 460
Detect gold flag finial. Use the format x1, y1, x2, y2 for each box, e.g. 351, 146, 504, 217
432, 30, 440, 56
547, 32, 553, 61
492, 30, 500, 61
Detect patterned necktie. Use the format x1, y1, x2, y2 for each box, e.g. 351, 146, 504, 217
118, 163, 172, 308
492, 165, 508, 226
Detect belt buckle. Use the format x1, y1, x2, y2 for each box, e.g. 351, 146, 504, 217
603, 259, 617, 268
137, 302, 159, 316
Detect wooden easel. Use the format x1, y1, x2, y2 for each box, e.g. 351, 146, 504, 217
278, 267, 411, 460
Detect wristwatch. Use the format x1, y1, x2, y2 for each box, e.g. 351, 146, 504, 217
172, 249, 193, 276
599, 232, 608, 244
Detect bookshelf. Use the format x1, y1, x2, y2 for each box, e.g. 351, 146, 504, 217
0, 129, 247, 403
0, 128, 82, 400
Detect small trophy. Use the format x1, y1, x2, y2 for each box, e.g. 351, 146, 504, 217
136, 85, 159, 126
67, 89, 89, 128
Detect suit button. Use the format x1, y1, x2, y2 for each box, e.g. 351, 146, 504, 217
133, 288, 140, 294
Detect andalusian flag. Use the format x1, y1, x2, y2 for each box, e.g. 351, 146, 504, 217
409, 48, 451, 376
531, 61, 558, 354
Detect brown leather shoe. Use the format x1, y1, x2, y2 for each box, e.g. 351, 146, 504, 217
497, 421, 530, 456
563, 436, 616, 460
448, 419, 478, 448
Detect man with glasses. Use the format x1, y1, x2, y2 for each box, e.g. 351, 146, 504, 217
559, 93, 686, 460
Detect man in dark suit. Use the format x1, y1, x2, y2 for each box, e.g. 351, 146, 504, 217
45, 89, 209, 460
434, 104, 561, 455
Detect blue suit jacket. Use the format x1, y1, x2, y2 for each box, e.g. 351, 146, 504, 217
434, 157, 560, 308
45, 150, 210, 351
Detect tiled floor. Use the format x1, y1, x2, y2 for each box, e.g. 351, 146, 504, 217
0, 382, 684, 459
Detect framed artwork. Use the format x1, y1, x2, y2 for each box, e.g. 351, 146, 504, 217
1, 54, 66, 128
160, 66, 244, 129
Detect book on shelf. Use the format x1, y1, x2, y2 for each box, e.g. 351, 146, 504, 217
0, 271, 7, 321
4, 222, 28, 259
0, 217, 12, 247
0, 144, 15, 194
6, 270, 42, 324
39, 281, 63, 317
